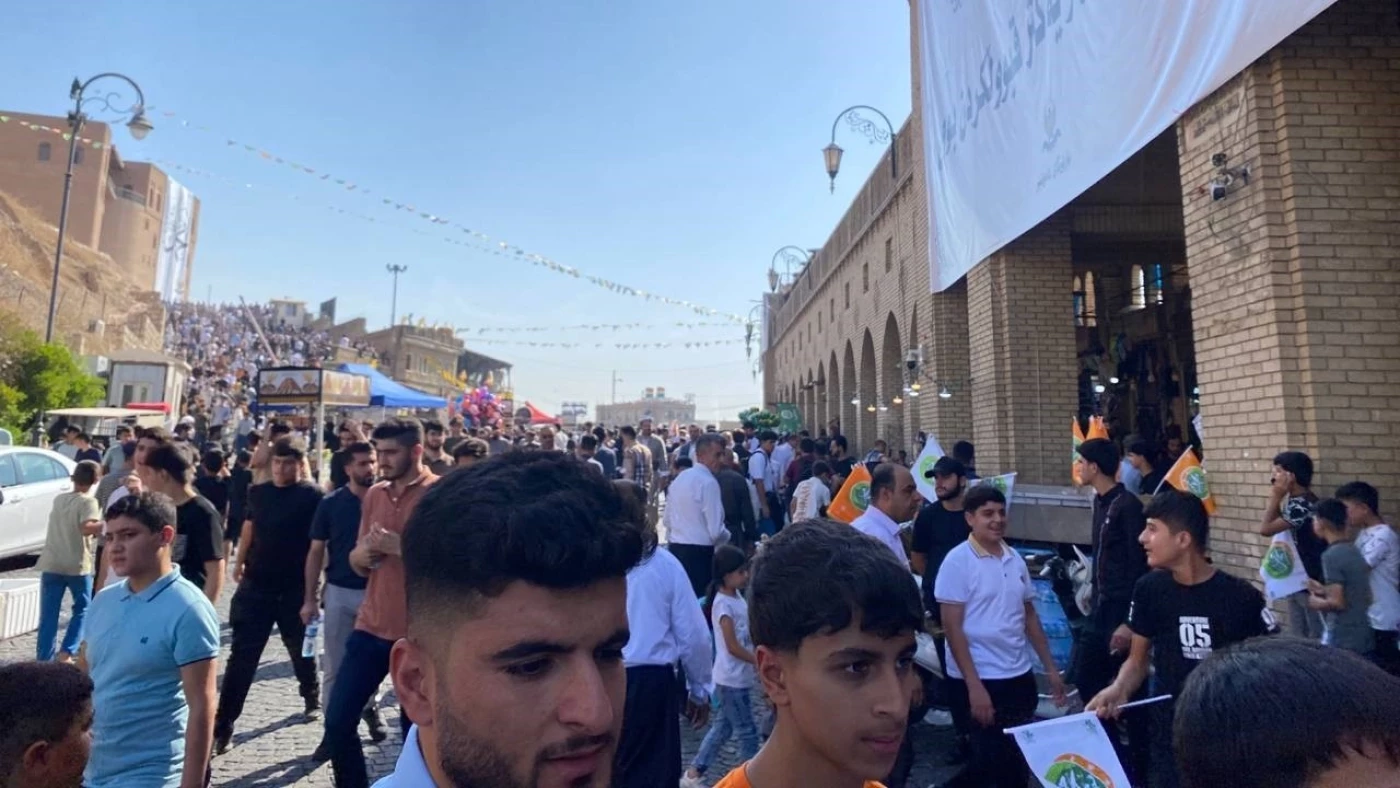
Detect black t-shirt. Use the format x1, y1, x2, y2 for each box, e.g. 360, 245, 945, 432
309, 486, 366, 591
911, 503, 968, 617
75, 447, 103, 464
193, 475, 230, 518
831, 456, 857, 480
1127, 569, 1274, 697
174, 496, 225, 590
245, 481, 324, 590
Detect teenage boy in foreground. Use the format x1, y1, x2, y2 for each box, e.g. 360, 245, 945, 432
80, 492, 221, 788
710, 518, 925, 788
1174, 637, 1400, 788
0, 661, 93, 788
1088, 489, 1275, 788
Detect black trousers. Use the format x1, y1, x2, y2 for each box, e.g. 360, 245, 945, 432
215, 583, 319, 737
944, 671, 1038, 788
1071, 607, 1151, 785
614, 665, 681, 788
1373, 629, 1400, 676
1149, 701, 1180, 788
669, 543, 714, 599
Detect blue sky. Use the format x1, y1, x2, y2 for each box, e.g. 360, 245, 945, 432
3, 1, 911, 422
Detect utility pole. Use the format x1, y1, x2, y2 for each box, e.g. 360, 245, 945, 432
386, 264, 408, 326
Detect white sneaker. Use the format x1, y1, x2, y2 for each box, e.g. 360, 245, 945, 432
922, 708, 955, 727
679, 774, 706, 788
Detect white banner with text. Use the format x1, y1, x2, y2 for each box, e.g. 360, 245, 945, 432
917, 0, 1340, 292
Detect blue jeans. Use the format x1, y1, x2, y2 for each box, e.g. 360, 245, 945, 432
327, 630, 406, 788
692, 685, 759, 775
37, 572, 92, 661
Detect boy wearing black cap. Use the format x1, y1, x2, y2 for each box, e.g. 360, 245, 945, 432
1073, 438, 1150, 782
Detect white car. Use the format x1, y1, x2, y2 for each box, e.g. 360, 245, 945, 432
0, 447, 77, 560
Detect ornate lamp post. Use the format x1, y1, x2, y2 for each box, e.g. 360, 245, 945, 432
47, 74, 152, 343
768, 246, 811, 292
823, 105, 896, 193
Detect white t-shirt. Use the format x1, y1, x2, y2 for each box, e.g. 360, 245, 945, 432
790, 477, 832, 521
1358, 523, 1400, 632
933, 539, 1037, 680
710, 591, 755, 689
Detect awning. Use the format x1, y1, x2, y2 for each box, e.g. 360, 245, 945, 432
519, 401, 557, 425
337, 364, 446, 409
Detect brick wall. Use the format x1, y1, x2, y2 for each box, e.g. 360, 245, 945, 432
1178, 0, 1400, 575
967, 214, 1078, 484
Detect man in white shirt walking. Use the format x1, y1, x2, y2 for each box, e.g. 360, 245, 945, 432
666, 432, 731, 597
851, 463, 922, 566
789, 461, 833, 521
614, 482, 713, 788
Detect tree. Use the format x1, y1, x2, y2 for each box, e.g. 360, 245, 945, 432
0, 313, 105, 436
738, 407, 780, 430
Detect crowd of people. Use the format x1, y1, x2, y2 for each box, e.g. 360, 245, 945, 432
4, 408, 1400, 788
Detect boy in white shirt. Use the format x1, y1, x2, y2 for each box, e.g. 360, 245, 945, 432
789, 461, 834, 521
1337, 481, 1400, 675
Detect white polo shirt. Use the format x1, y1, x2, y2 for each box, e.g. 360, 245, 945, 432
933, 537, 1036, 680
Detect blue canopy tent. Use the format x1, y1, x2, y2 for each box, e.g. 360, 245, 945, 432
337, 363, 446, 409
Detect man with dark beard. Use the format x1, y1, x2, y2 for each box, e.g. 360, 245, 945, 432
327, 419, 439, 788
375, 451, 646, 788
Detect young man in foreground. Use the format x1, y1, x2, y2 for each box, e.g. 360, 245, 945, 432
709, 518, 925, 788
0, 661, 93, 788
80, 492, 221, 788
1088, 490, 1275, 788
1174, 637, 1400, 788
377, 451, 647, 787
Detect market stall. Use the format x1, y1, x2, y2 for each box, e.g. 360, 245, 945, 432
255, 367, 372, 481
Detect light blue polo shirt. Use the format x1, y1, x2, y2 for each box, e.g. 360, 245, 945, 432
83, 569, 221, 788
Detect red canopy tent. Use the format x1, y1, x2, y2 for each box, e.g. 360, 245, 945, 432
517, 401, 558, 426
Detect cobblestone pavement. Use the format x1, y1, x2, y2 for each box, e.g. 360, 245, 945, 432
1, 555, 958, 786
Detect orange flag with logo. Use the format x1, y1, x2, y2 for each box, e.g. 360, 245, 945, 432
1158, 447, 1216, 514
828, 463, 873, 524
1072, 418, 1086, 484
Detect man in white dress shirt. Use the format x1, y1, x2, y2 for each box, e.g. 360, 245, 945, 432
613, 481, 713, 788
851, 463, 922, 566
665, 432, 731, 598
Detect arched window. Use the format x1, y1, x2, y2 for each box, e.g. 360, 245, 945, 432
862, 262, 870, 293
1130, 265, 1146, 309
37, 142, 51, 161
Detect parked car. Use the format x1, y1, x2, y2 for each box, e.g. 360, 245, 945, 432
0, 447, 77, 560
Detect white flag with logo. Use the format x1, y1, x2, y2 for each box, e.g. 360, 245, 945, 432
913, 434, 948, 501
1258, 529, 1310, 602
973, 472, 1017, 511
1009, 712, 1132, 788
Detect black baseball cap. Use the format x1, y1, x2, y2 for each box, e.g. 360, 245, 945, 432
924, 456, 966, 479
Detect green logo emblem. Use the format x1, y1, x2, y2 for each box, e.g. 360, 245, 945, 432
1044, 754, 1113, 788
1183, 466, 1210, 499
984, 476, 1009, 494
918, 454, 938, 480
1263, 542, 1295, 580
850, 481, 871, 511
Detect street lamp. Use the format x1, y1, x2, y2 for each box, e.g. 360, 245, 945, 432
824, 105, 897, 193
769, 246, 811, 292
745, 303, 763, 361
386, 264, 408, 326
46, 73, 151, 343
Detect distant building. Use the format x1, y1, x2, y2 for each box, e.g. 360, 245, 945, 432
104, 348, 191, 417
357, 324, 463, 398
267, 298, 312, 329
0, 111, 200, 300
596, 393, 696, 428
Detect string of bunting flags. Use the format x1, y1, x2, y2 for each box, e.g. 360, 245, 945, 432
464, 337, 746, 350
0, 113, 745, 323
456, 321, 736, 334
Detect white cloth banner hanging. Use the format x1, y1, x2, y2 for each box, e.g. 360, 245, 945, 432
1259, 529, 1310, 602
917, 0, 1341, 292
913, 434, 947, 501
1008, 711, 1132, 788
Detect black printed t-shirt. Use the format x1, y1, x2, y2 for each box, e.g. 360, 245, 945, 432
1127, 569, 1274, 698
910, 503, 968, 618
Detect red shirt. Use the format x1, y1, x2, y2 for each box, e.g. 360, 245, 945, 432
353, 470, 438, 641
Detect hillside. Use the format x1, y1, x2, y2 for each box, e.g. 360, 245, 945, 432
0, 190, 164, 355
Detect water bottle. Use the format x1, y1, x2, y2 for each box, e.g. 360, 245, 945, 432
302, 615, 321, 659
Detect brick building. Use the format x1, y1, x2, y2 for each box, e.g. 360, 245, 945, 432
357, 323, 463, 399
0, 111, 199, 299
763, 0, 1400, 575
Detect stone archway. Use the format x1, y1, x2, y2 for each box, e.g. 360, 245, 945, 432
859, 329, 877, 454
842, 341, 857, 447
816, 360, 828, 435
881, 313, 905, 454
906, 304, 921, 441
802, 369, 815, 433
